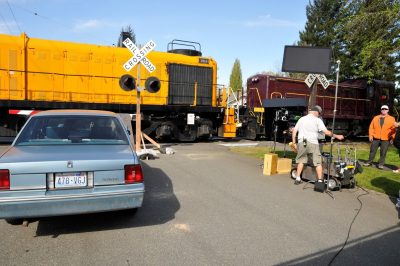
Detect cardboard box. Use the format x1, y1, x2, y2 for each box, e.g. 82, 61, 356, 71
277, 158, 292, 174
263, 153, 278, 175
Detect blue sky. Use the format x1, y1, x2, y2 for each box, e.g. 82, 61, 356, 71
0, 0, 309, 85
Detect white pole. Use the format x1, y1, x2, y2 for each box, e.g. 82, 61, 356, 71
331, 60, 341, 145
327, 60, 341, 192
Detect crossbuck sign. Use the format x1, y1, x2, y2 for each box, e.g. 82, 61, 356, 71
305, 73, 330, 89
122, 38, 156, 73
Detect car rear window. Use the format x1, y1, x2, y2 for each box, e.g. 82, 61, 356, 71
15, 115, 129, 146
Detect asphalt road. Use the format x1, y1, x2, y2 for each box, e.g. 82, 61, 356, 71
0, 142, 399, 265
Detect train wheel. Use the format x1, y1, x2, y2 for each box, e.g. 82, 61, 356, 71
178, 127, 197, 142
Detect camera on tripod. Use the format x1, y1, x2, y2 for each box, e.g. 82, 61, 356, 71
274, 108, 289, 122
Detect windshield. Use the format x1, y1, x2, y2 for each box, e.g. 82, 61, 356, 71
15, 115, 129, 146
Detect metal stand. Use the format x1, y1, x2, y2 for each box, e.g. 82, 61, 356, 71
325, 60, 341, 199
282, 130, 288, 158
273, 123, 278, 153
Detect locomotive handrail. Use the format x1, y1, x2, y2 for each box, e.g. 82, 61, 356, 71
191, 82, 198, 107
223, 87, 240, 125
167, 39, 202, 53
270, 92, 283, 98
247, 88, 263, 108
285, 92, 371, 102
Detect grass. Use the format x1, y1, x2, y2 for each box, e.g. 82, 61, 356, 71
230, 143, 400, 198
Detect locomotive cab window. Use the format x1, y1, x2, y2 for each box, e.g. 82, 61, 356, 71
381, 88, 390, 102
367, 85, 374, 98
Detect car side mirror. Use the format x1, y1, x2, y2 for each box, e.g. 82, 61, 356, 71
127, 129, 131, 135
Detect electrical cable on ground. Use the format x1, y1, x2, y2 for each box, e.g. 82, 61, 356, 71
328, 185, 369, 265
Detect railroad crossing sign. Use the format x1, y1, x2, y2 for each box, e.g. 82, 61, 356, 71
317, 74, 330, 89
122, 38, 156, 73
305, 73, 330, 89
120, 38, 158, 153
305, 74, 317, 88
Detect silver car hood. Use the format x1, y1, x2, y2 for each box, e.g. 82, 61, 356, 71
0, 145, 138, 174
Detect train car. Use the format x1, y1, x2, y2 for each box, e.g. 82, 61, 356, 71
242, 74, 396, 139
0, 33, 236, 142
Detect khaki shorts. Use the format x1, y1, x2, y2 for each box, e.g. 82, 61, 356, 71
296, 142, 322, 166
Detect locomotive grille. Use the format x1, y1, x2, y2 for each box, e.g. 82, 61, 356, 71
168, 64, 213, 105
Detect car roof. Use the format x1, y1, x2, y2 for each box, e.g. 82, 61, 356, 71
32, 109, 118, 117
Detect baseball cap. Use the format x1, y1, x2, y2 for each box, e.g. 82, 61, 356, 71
381, 105, 389, 110
310, 105, 322, 114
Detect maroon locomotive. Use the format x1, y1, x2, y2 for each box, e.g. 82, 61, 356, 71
242, 74, 396, 139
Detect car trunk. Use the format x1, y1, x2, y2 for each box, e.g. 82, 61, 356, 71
0, 145, 137, 190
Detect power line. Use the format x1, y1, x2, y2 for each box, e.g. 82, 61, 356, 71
6, 0, 22, 34
9, 2, 110, 45
10, 3, 70, 29
0, 10, 12, 34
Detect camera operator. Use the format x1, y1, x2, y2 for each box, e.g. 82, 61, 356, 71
292, 106, 344, 184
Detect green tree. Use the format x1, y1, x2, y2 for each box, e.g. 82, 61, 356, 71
298, 0, 400, 82
343, 0, 400, 82
229, 59, 243, 92
298, 0, 349, 80
117, 25, 136, 47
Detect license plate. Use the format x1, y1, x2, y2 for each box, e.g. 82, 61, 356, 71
55, 172, 88, 188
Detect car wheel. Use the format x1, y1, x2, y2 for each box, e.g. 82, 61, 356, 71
5, 219, 23, 225
130, 208, 138, 215
122, 208, 138, 216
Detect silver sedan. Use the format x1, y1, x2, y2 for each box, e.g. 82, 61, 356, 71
0, 110, 144, 224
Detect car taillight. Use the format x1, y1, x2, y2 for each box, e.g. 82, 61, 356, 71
0, 170, 10, 190
124, 164, 143, 184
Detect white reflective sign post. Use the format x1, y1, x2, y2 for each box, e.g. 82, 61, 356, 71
122, 38, 157, 152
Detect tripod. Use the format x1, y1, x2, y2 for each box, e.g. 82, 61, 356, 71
272, 122, 278, 153
325, 60, 341, 199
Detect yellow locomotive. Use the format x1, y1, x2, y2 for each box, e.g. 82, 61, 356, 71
0, 33, 236, 141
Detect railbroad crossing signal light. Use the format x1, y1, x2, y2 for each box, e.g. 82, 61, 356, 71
119, 75, 161, 93
119, 74, 136, 91
145, 76, 161, 93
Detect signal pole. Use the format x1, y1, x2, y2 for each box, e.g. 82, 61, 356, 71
308, 79, 318, 111
136, 57, 142, 152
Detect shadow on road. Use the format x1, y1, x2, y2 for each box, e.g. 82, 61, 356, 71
371, 176, 400, 198
371, 176, 400, 218
34, 162, 180, 237
278, 225, 400, 265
